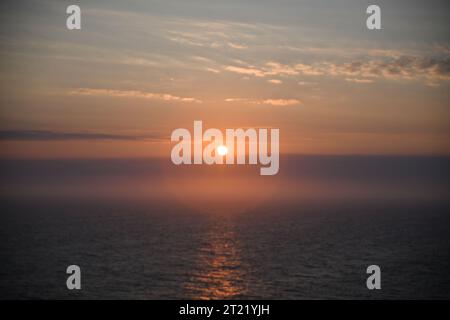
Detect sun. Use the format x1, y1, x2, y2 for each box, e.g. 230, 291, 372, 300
217, 145, 228, 156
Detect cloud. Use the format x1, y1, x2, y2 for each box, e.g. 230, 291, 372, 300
224, 98, 249, 102
294, 63, 325, 76
261, 99, 300, 106
205, 67, 221, 74
68, 88, 202, 103
326, 56, 450, 80
268, 79, 282, 84
224, 66, 266, 77
163, 19, 270, 51
0, 130, 167, 141
298, 81, 318, 86
265, 62, 299, 76
345, 78, 374, 84
282, 46, 407, 59
225, 62, 299, 78
321, 56, 450, 85
227, 42, 248, 50
167, 36, 204, 47
224, 55, 450, 85
225, 98, 301, 106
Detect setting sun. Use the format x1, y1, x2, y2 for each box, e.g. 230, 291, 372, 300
217, 145, 228, 156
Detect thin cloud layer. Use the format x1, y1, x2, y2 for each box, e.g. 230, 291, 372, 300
225, 98, 301, 106
268, 79, 282, 84
69, 88, 202, 103
224, 56, 450, 85
0, 130, 167, 141
327, 56, 450, 83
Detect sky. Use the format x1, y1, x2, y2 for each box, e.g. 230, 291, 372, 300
0, 0, 449, 158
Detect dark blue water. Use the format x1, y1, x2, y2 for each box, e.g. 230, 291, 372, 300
1, 156, 449, 299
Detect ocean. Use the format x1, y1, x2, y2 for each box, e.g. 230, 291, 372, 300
1, 156, 449, 299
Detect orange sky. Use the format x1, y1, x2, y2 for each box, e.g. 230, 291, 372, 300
0, 1, 449, 158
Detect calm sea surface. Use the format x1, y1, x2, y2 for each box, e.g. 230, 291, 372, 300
1, 156, 449, 299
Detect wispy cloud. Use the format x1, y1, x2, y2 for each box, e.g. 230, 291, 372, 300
261, 99, 300, 106
224, 66, 266, 77
205, 67, 221, 74
227, 42, 248, 50
0, 130, 167, 141
298, 81, 318, 86
224, 55, 450, 85
345, 78, 374, 84
268, 79, 282, 85
330, 56, 450, 84
163, 19, 264, 51
265, 62, 300, 76
68, 88, 202, 103
225, 62, 299, 78
225, 98, 301, 106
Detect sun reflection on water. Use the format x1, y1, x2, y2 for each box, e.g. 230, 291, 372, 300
184, 219, 248, 300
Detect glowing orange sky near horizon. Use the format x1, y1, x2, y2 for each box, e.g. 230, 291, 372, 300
0, 1, 449, 158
